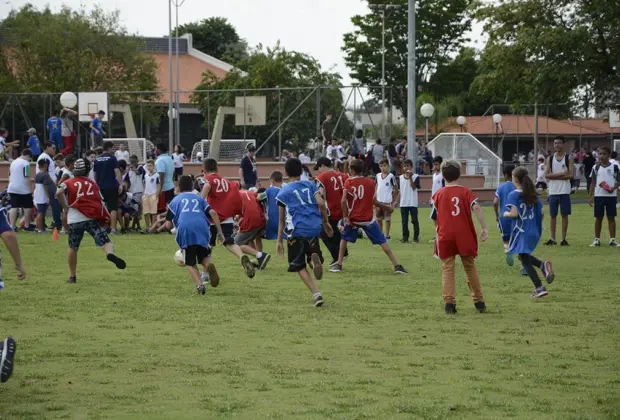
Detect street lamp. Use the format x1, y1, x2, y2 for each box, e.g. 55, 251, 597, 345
457, 116, 466, 132
420, 103, 435, 144
492, 114, 502, 152
369, 3, 404, 140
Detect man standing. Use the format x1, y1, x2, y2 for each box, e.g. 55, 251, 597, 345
544, 136, 574, 246
90, 110, 106, 149
47, 111, 63, 151
7, 149, 34, 229
239, 144, 259, 189
60, 107, 77, 155
155, 143, 175, 214
321, 113, 333, 155
94, 141, 122, 234
114, 143, 130, 164
36, 142, 62, 230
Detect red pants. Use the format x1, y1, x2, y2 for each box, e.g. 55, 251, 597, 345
62, 133, 75, 155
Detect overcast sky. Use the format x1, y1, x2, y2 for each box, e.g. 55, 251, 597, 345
3, 0, 484, 85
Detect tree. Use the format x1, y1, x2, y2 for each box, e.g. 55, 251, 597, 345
174, 17, 248, 65
192, 43, 352, 155
342, 0, 474, 115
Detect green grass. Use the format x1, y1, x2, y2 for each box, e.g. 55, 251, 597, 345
1, 204, 620, 419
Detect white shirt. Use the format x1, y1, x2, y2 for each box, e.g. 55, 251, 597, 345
376, 172, 395, 203
592, 163, 619, 197
326, 145, 339, 160
121, 192, 139, 211
0, 136, 6, 155
299, 153, 311, 164
399, 174, 419, 207
128, 167, 145, 194
537, 163, 546, 183
548, 154, 572, 195
115, 150, 130, 163
172, 153, 186, 168
61, 168, 73, 180
144, 172, 159, 196
61, 117, 73, 137
8, 157, 32, 195
37, 152, 57, 183
431, 172, 444, 198
337, 146, 346, 159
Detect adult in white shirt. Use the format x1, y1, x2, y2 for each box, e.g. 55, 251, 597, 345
172, 145, 187, 180
36, 142, 62, 229
8, 149, 34, 228
544, 136, 574, 246
588, 146, 620, 247
114, 143, 130, 163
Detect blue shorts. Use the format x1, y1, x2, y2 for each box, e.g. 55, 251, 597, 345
548, 194, 571, 217
594, 196, 617, 218
342, 221, 386, 245
498, 218, 512, 242
0, 208, 13, 234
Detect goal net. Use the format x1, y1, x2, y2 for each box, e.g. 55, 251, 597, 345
107, 138, 155, 162
614, 139, 620, 155
190, 139, 256, 162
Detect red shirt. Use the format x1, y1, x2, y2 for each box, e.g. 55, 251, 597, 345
343, 176, 375, 223
63, 177, 110, 224
238, 190, 266, 232
432, 185, 478, 258
204, 173, 242, 222
316, 170, 349, 220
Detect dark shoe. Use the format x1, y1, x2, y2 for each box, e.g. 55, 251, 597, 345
107, 254, 126, 270
542, 260, 554, 284
311, 253, 323, 280
241, 256, 255, 279
257, 253, 271, 270
560, 240, 569, 246
0, 337, 16, 383
394, 265, 408, 274
531, 286, 548, 298
445, 303, 457, 314
544, 239, 557, 246
196, 284, 206, 295
474, 302, 487, 313
313, 293, 324, 307
67, 276, 77, 284
413, 238, 420, 243
207, 263, 219, 288
329, 263, 342, 273
399, 239, 410, 244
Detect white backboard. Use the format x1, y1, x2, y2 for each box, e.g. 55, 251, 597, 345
235, 96, 266, 126
78, 92, 109, 122
610, 108, 620, 128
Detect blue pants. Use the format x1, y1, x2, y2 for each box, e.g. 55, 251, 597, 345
400, 207, 419, 241
50, 196, 62, 229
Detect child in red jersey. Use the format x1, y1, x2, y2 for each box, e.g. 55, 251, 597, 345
329, 159, 407, 274
235, 188, 271, 270
432, 159, 488, 314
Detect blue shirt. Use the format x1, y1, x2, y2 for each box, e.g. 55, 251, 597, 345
91, 117, 103, 136
94, 153, 119, 189
28, 135, 41, 155
264, 185, 281, 240
495, 181, 516, 223
167, 192, 212, 249
240, 155, 257, 186
155, 153, 175, 192
506, 190, 543, 255
47, 117, 62, 136
276, 180, 323, 238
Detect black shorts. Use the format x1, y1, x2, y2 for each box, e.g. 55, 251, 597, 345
209, 223, 235, 247
536, 181, 547, 190
287, 237, 323, 272
9, 193, 33, 209
100, 188, 119, 211
68, 220, 111, 249
183, 245, 212, 266
174, 167, 183, 181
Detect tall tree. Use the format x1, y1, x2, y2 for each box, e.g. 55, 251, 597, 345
342, 0, 474, 115
174, 17, 248, 65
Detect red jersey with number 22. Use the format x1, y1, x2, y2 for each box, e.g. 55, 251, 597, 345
344, 176, 375, 224
204, 173, 242, 221
63, 177, 110, 225
432, 185, 478, 258
316, 170, 349, 220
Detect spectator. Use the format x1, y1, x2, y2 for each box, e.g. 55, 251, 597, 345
47, 110, 63, 151
94, 141, 122, 234
90, 110, 106, 149
8, 149, 34, 229
583, 150, 596, 192
114, 143, 130, 164
387, 137, 398, 174
299, 151, 311, 164
154, 142, 175, 214
351, 129, 365, 159
239, 144, 259, 189
172, 145, 187, 181
544, 136, 574, 246
27, 128, 41, 160
60, 107, 77, 155
371, 139, 385, 174
36, 142, 61, 230
321, 113, 333, 154
396, 137, 407, 158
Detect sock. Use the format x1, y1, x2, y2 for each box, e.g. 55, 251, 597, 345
256, 252, 263, 259
313, 292, 322, 297
595, 237, 600, 241
200, 272, 209, 280
611, 238, 616, 242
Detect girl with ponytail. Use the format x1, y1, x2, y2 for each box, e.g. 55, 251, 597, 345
503, 167, 557, 298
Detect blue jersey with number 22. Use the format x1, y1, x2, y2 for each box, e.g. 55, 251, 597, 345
168, 192, 212, 249
276, 180, 322, 239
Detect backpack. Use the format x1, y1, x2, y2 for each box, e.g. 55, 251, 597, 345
549, 154, 570, 173
594, 163, 619, 176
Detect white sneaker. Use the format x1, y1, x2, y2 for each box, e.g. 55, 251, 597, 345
610, 239, 620, 247
590, 239, 601, 247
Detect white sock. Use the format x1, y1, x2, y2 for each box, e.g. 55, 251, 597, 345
256, 252, 263, 259
313, 292, 322, 297
611, 238, 616, 241
200, 272, 209, 280
595, 237, 600, 241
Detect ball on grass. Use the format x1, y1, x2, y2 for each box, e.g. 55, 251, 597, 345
174, 249, 186, 266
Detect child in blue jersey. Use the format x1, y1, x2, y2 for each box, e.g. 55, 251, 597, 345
276, 158, 333, 307
503, 167, 555, 298
264, 171, 283, 240
46, 111, 63, 150
161, 175, 224, 295
493, 165, 516, 265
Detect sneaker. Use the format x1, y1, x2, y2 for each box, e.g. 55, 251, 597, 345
196, 284, 206, 295
590, 239, 601, 247
241, 255, 255, 279
413, 238, 419, 243
313, 293, 324, 307
0, 281, 4, 290
474, 301, 487, 313
109, 230, 120, 236
445, 303, 457, 314
560, 240, 569, 246
610, 239, 620, 247
531, 286, 548, 298
544, 239, 557, 246
399, 239, 410, 244
329, 260, 338, 268
542, 260, 555, 284
0, 337, 16, 383
329, 263, 342, 273
67, 276, 77, 284
505, 252, 514, 267
394, 265, 408, 274
257, 253, 271, 270
207, 263, 219, 287
107, 254, 127, 270
311, 253, 323, 280
386, 236, 391, 240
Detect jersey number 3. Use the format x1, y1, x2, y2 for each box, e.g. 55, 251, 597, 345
451, 197, 460, 216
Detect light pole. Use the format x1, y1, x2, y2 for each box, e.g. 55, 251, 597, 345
369, 3, 404, 141
167, 0, 173, 152
493, 113, 502, 152
407, 0, 417, 163
457, 116, 466, 132
420, 103, 434, 145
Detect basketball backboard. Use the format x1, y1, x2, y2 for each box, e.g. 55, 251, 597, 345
78, 92, 109, 122
235, 96, 266, 126
610, 108, 620, 128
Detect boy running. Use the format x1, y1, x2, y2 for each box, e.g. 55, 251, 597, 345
330, 159, 407, 274
493, 165, 516, 265
235, 188, 271, 269
264, 171, 283, 240
588, 146, 620, 247
276, 158, 333, 307
433, 159, 488, 314
55, 159, 126, 284
375, 158, 397, 239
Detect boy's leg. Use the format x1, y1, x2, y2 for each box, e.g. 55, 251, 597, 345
221, 224, 255, 278
239, 244, 258, 256
461, 256, 485, 304
255, 236, 263, 253
288, 238, 323, 306
335, 239, 348, 266
385, 213, 391, 237
440, 256, 456, 305
298, 268, 320, 294
400, 207, 409, 241
411, 207, 420, 241
8, 208, 17, 228
610, 217, 616, 240
67, 222, 86, 281
520, 254, 543, 288
85, 220, 126, 269
594, 217, 603, 239
186, 265, 203, 288
200, 254, 219, 287
379, 243, 399, 266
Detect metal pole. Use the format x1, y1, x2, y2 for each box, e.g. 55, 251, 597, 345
316, 87, 321, 156
167, 0, 173, 152
207, 92, 211, 139
534, 101, 539, 161
381, 10, 386, 141
425, 118, 428, 144
175, 3, 181, 148
243, 90, 246, 141
407, 0, 417, 163
278, 88, 282, 158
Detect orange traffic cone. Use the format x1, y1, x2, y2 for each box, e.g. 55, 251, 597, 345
52, 228, 60, 241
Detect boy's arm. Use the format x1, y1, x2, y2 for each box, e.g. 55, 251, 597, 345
200, 181, 211, 200
208, 208, 224, 241
493, 196, 500, 221
55, 185, 67, 208
472, 202, 489, 241
315, 192, 333, 237
391, 180, 399, 207
589, 169, 597, 204
564, 157, 575, 180
341, 189, 350, 224
544, 156, 558, 179
276, 205, 286, 257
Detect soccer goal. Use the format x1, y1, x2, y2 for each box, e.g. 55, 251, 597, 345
107, 138, 155, 162
190, 139, 256, 162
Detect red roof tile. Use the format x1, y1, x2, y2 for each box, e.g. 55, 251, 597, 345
443, 115, 605, 136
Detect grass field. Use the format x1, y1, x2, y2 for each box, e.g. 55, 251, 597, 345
1, 204, 619, 419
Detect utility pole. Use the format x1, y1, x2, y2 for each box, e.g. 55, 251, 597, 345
407, 0, 417, 162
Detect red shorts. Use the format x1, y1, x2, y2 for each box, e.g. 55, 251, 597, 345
436, 235, 478, 259
157, 189, 175, 213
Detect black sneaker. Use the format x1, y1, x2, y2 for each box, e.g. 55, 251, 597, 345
207, 263, 219, 288
67, 276, 77, 284
445, 303, 457, 314
394, 265, 408, 274
311, 253, 323, 280
560, 240, 569, 246
196, 284, 206, 295
257, 253, 271, 270
313, 294, 324, 307
241, 256, 256, 279
545, 239, 557, 246
413, 238, 420, 243
0, 337, 16, 383
107, 254, 127, 269
386, 236, 391, 240
399, 239, 410, 244
474, 302, 487, 313
329, 263, 342, 273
